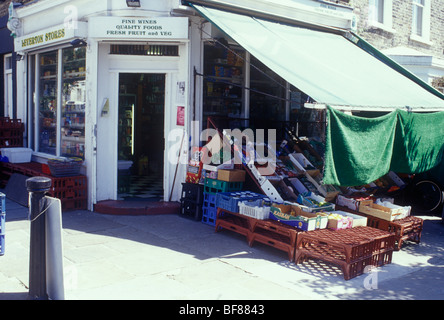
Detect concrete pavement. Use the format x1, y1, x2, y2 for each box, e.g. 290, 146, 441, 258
1, 195, 443, 301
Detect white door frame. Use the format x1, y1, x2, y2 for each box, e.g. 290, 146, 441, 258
114, 71, 171, 199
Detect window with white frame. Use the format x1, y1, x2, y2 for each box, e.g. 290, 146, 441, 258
411, 0, 431, 44
368, 0, 394, 32
30, 46, 86, 159
4, 54, 13, 118
412, 0, 425, 36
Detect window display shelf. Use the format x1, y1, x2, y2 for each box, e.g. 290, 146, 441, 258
203, 43, 245, 118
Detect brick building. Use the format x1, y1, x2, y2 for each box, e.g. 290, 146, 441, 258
352, 0, 444, 91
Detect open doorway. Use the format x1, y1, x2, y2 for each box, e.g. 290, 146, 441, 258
117, 73, 165, 201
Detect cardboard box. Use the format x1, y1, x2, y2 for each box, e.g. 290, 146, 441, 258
186, 147, 204, 184
336, 194, 373, 212
304, 171, 340, 202
295, 192, 335, 213
217, 169, 246, 182
269, 203, 327, 231
336, 211, 368, 228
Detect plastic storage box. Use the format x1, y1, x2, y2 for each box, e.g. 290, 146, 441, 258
1, 147, 32, 163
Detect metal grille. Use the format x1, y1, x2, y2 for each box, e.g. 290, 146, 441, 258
110, 44, 179, 56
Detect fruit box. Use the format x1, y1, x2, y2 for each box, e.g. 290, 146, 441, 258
296, 192, 335, 213
327, 211, 353, 230
269, 203, 327, 231
336, 194, 373, 212
358, 202, 404, 221
337, 211, 368, 228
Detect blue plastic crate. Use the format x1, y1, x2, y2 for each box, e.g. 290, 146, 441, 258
0, 213, 5, 256
202, 206, 217, 226
0, 192, 4, 214
203, 192, 217, 209
216, 191, 267, 213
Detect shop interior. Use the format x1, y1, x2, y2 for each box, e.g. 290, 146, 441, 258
117, 73, 165, 201
201, 37, 325, 163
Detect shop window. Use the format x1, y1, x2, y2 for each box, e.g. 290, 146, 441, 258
38, 50, 58, 155
110, 44, 179, 56
202, 41, 244, 120
249, 55, 287, 124
36, 47, 86, 158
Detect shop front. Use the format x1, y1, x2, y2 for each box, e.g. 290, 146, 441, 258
12, 0, 192, 210
11, 0, 443, 214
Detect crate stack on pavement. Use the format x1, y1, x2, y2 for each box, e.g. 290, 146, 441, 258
0, 117, 25, 149
202, 169, 245, 226
179, 136, 424, 280
0, 193, 5, 256
179, 182, 204, 221
0, 147, 88, 211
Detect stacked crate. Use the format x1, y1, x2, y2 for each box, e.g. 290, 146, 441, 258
0, 117, 24, 148
202, 178, 244, 226
49, 175, 88, 211
0, 162, 87, 211
0, 193, 5, 255
295, 226, 394, 280
179, 182, 204, 220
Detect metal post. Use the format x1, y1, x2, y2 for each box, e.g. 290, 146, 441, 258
26, 176, 52, 300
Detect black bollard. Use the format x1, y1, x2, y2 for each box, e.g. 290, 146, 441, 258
26, 176, 52, 300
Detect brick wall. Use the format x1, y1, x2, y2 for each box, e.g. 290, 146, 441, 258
353, 0, 444, 58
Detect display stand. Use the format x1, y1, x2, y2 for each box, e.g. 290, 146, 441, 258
295, 226, 394, 280
335, 204, 423, 250
216, 207, 300, 261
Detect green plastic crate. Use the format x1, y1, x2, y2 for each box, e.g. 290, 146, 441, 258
203, 178, 243, 194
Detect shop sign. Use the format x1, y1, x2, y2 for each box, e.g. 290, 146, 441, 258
88, 16, 189, 40
15, 22, 88, 52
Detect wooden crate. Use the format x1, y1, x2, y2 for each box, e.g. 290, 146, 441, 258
359, 202, 404, 221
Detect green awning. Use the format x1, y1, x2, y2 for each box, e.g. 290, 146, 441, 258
193, 4, 444, 112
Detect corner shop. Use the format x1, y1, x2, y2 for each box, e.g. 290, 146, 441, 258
9, 0, 444, 212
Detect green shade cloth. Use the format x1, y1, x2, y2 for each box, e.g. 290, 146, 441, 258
323, 106, 444, 186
